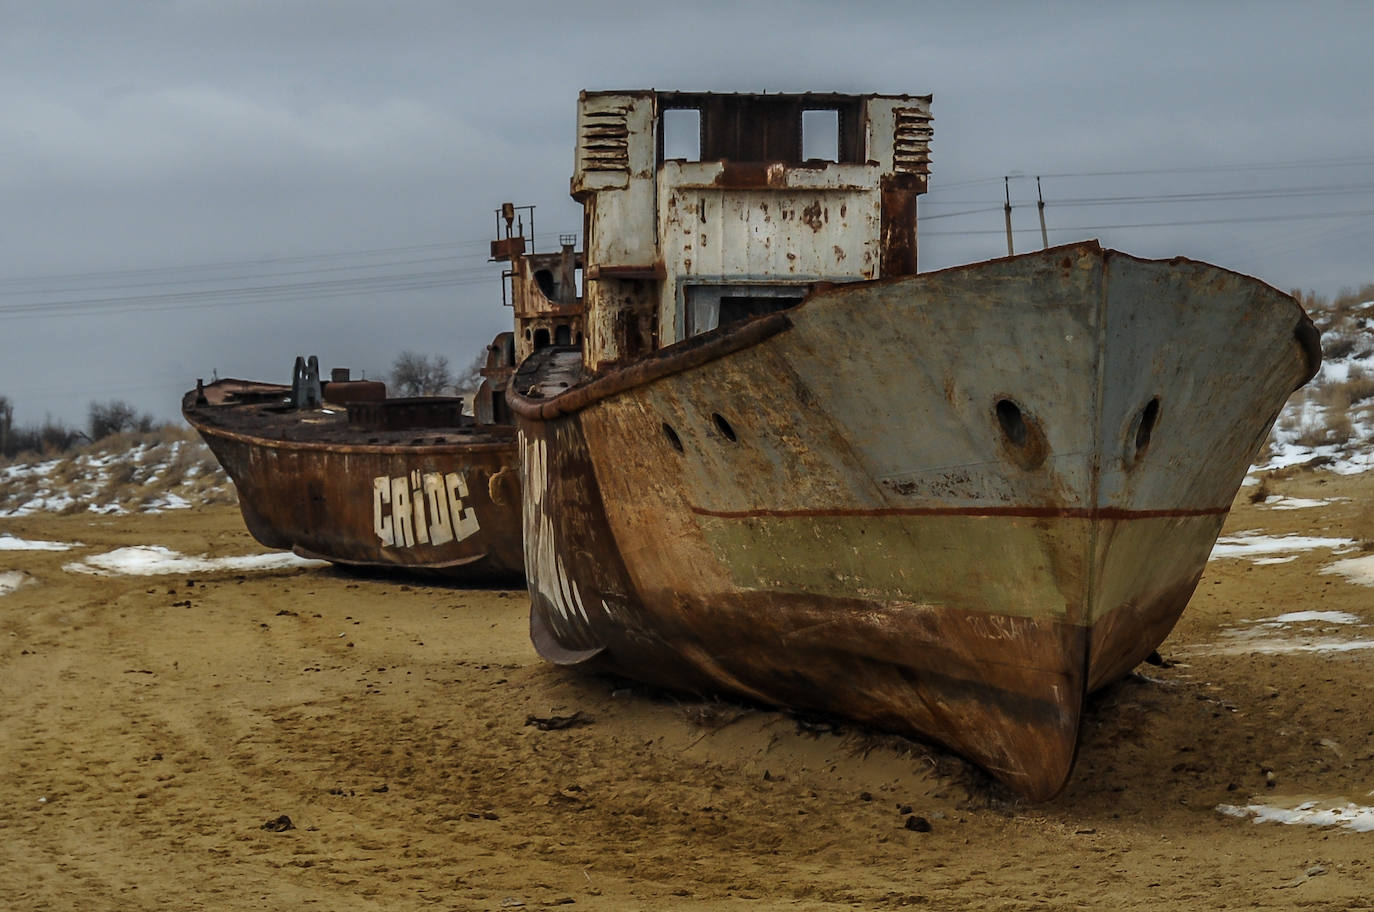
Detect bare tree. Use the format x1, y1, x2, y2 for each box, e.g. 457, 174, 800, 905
454, 350, 487, 393
0, 395, 12, 457
389, 351, 454, 397
88, 399, 155, 441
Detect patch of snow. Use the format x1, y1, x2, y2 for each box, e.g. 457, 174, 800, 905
0, 570, 32, 595
0, 534, 80, 551
1204, 637, 1374, 656
1218, 800, 1374, 833
1189, 609, 1371, 656
1261, 495, 1341, 510
1265, 610, 1362, 626
143, 492, 192, 514
64, 545, 325, 577
0, 459, 61, 482
1209, 533, 1357, 561
1323, 554, 1374, 587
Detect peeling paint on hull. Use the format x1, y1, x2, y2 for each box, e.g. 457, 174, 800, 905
510, 242, 1319, 799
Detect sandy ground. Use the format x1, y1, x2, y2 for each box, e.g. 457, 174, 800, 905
2, 469, 1373, 911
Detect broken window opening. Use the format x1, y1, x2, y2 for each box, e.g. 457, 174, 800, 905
685, 284, 807, 336
801, 109, 840, 162
534, 268, 557, 300
661, 108, 702, 162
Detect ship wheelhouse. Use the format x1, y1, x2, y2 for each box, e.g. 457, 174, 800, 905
571, 90, 933, 370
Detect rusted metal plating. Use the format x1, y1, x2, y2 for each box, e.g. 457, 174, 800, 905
510, 90, 1320, 799
185, 342, 525, 582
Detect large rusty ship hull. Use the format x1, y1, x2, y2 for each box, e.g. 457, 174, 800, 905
509, 243, 1319, 799
184, 381, 524, 583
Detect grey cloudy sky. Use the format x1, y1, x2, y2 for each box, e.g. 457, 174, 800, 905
2, 0, 1371, 427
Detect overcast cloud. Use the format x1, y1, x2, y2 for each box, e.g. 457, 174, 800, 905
2, 0, 1371, 426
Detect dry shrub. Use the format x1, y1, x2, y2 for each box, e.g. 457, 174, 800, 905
1318, 382, 1355, 413
98, 460, 136, 500
162, 441, 198, 485
1345, 365, 1374, 405
1322, 334, 1357, 361
49, 457, 83, 488
1292, 417, 1332, 449
1323, 409, 1355, 446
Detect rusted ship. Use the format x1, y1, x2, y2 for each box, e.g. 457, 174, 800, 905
185, 209, 584, 583
507, 90, 1321, 799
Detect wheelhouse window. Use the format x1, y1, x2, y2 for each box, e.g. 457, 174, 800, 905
685, 284, 805, 336
801, 109, 840, 162
661, 108, 701, 162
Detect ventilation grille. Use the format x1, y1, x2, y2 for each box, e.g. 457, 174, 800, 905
892, 107, 933, 176
580, 107, 630, 173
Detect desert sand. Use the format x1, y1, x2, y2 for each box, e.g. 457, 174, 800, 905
2, 468, 1373, 911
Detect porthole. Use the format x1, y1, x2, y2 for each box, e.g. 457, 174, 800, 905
1125, 396, 1162, 466
712, 412, 737, 442
662, 422, 684, 453
993, 397, 1048, 470
996, 399, 1027, 447
1135, 397, 1160, 452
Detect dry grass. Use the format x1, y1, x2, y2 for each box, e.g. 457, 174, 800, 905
1345, 365, 1374, 405
1, 423, 234, 517
1322, 334, 1358, 361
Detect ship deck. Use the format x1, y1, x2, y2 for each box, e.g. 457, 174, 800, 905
182, 380, 515, 450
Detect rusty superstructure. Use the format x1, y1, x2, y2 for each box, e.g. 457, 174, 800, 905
507, 90, 1321, 799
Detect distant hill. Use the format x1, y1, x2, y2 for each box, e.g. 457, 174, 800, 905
0, 426, 234, 518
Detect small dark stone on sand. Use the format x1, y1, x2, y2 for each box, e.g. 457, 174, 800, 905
524, 711, 593, 731
904, 815, 932, 832
261, 814, 294, 832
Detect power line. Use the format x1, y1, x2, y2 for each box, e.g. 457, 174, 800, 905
925, 208, 1374, 238
0, 237, 500, 290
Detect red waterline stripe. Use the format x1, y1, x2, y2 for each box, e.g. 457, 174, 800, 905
688, 504, 1232, 521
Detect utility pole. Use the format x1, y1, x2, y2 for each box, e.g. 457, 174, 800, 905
1003, 177, 1014, 256
1037, 177, 1049, 250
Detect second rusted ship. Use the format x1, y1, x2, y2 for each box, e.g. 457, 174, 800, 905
507, 90, 1321, 799
185, 208, 585, 583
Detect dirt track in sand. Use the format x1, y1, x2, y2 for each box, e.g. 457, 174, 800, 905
2, 469, 1373, 911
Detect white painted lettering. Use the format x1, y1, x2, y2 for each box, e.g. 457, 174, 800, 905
410, 470, 429, 545
446, 472, 480, 541
373, 476, 394, 546
423, 473, 454, 545
391, 477, 415, 547
370, 469, 483, 551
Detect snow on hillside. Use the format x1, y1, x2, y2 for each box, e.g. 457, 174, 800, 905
0, 428, 234, 518
1257, 297, 1374, 476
